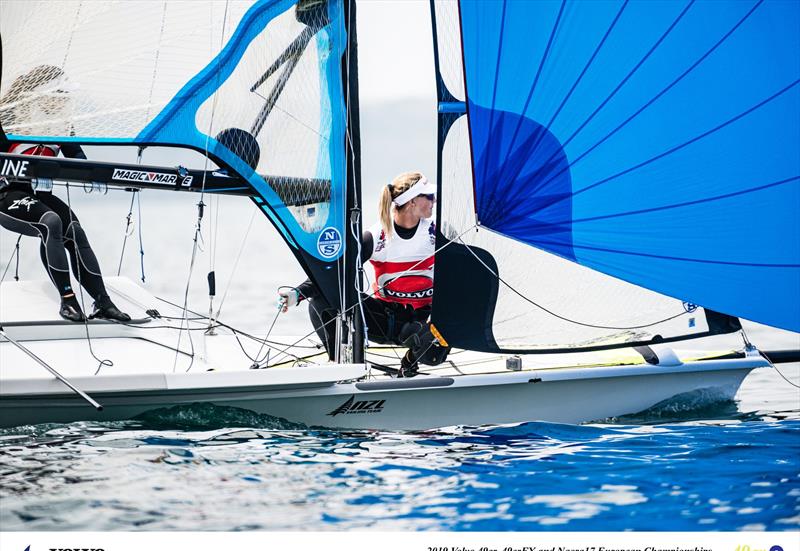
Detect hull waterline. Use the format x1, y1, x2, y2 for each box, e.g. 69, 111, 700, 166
0, 358, 763, 430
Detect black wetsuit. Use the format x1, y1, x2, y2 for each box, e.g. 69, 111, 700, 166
296, 222, 447, 369
0, 143, 114, 307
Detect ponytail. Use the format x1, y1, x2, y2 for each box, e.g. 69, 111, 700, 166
379, 184, 395, 237
378, 171, 425, 237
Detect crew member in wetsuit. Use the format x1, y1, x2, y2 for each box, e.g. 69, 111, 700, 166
279, 171, 449, 377
0, 65, 130, 322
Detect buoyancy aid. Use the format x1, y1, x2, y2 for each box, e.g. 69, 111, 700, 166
369, 218, 436, 308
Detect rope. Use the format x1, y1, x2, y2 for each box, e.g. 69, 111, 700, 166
64, 183, 114, 374
248, 306, 282, 367
350, 208, 369, 345
172, 204, 203, 373
454, 228, 689, 331
136, 190, 146, 283
743, 327, 800, 390
765, 356, 800, 390
116, 191, 136, 276
171, 0, 230, 372
154, 294, 312, 366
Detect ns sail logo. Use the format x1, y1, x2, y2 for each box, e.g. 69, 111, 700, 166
317, 227, 342, 258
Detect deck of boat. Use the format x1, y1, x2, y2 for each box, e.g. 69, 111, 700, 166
0, 276, 753, 383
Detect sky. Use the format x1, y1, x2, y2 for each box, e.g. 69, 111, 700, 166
357, 0, 435, 104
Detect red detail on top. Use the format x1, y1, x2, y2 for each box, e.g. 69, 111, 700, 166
370, 256, 435, 273
9, 143, 59, 157
371, 255, 435, 308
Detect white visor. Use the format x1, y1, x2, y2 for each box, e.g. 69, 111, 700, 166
392, 176, 436, 206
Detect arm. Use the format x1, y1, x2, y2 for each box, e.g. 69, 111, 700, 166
279, 230, 375, 311
360, 229, 374, 263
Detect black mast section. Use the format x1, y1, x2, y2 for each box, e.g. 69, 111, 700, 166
343, 0, 364, 363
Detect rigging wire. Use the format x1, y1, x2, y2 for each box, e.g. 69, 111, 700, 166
741, 327, 800, 390
116, 191, 137, 276
454, 228, 690, 331
349, 208, 368, 345
63, 183, 114, 375
213, 207, 257, 320
173, 207, 202, 373
135, 189, 146, 282
764, 356, 800, 390
154, 294, 315, 365
172, 0, 230, 373
249, 304, 282, 367
0, 235, 22, 283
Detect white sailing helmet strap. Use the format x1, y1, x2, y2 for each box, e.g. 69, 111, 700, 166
392, 176, 435, 207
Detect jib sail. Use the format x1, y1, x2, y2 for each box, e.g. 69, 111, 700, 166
0, 0, 352, 305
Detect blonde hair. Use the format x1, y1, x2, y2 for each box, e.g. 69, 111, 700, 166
378, 171, 424, 237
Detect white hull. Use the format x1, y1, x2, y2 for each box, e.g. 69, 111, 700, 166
0, 358, 758, 430
1, 278, 768, 430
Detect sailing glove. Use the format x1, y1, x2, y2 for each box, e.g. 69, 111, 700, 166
278, 288, 300, 312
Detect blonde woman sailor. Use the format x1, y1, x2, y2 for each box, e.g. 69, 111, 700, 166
280, 172, 449, 377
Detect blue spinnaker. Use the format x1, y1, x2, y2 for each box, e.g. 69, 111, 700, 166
459, 0, 800, 331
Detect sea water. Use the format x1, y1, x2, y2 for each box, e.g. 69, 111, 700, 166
0, 366, 797, 531
1, 190, 799, 531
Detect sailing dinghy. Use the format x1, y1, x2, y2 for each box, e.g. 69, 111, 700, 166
1, 0, 797, 430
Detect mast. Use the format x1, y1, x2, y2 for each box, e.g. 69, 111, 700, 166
342, 0, 364, 363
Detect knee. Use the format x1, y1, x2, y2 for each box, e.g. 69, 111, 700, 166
399, 321, 450, 366
40, 212, 63, 239
64, 221, 89, 246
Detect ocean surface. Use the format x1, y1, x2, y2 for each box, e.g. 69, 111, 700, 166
1, 191, 799, 531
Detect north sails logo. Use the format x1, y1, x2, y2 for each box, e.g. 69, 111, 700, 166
112, 168, 178, 185
327, 395, 385, 416
317, 226, 342, 258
